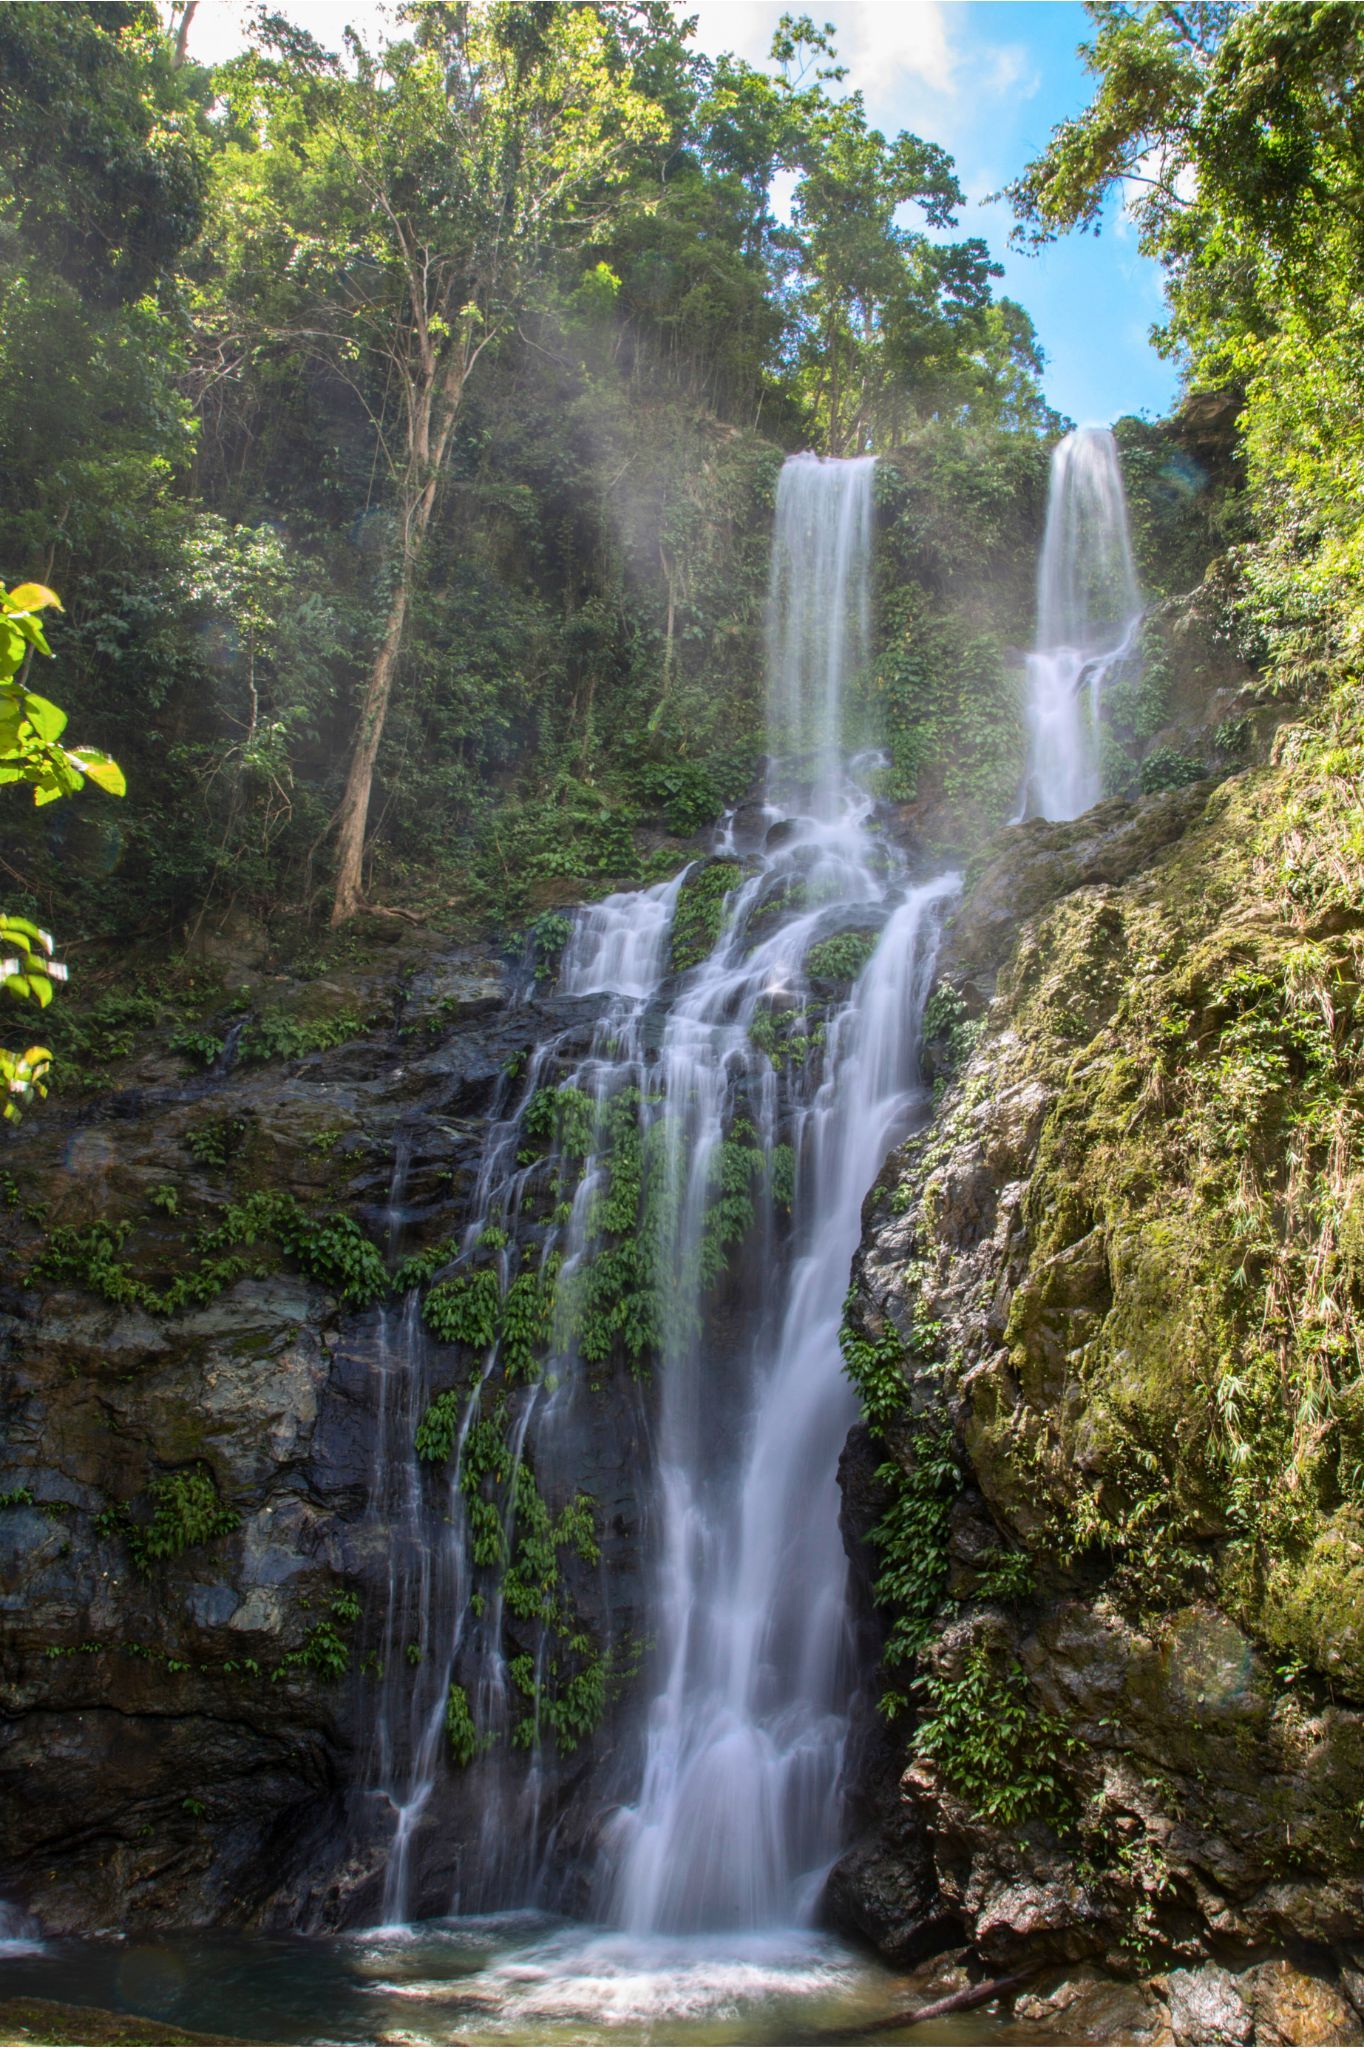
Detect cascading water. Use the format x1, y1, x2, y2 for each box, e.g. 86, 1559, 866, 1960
765, 452, 876, 818
353, 873, 686, 1922
602, 454, 955, 1932
1020, 424, 1142, 822
345, 451, 955, 1955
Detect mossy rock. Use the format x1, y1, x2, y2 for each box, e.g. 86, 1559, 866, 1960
0, 1998, 244, 2045
1259, 1508, 1364, 1700
669, 860, 743, 973
806, 927, 879, 987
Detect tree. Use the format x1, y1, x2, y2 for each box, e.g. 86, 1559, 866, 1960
738, 13, 1037, 452
1005, 2, 1364, 674
0, 581, 125, 1119
215, 2, 667, 923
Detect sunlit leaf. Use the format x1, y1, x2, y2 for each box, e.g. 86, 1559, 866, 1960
66, 747, 126, 796
5, 584, 62, 614
21, 693, 68, 744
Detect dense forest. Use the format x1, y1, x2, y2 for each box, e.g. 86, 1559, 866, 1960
0, 1, 1055, 956
6, 4, 1364, 2044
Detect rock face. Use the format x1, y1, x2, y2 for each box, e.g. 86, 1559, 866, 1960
0, 932, 651, 1934
834, 761, 1364, 2026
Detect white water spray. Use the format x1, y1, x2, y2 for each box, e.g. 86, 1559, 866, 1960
604, 455, 955, 1932
356, 453, 955, 1940
1021, 425, 1141, 822
766, 454, 876, 819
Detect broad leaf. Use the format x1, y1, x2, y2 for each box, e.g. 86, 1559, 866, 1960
67, 747, 127, 796
5, 584, 61, 614
22, 694, 68, 744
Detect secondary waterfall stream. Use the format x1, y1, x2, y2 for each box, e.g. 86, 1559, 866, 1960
1021, 423, 1142, 821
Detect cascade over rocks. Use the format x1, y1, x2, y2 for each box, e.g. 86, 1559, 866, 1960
0, 454, 963, 1953
0, 939, 645, 1934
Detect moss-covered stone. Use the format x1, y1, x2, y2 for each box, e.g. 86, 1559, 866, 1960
837, 702, 1364, 1970
669, 859, 743, 973
0, 1997, 243, 2046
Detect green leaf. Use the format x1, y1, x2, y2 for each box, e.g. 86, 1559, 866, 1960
0, 917, 51, 952
0, 622, 24, 681
10, 615, 51, 656
66, 748, 126, 796
22, 694, 68, 744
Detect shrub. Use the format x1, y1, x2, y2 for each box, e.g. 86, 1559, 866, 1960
1139, 748, 1206, 793
669, 861, 742, 972
806, 929, 878, 983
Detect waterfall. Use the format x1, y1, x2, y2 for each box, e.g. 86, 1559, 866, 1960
352, 451, 955, 1941
602, 454, 954, 1931
356, 874, 685, 1923
1021, 424, 1141, 822
766, 453, 876, 819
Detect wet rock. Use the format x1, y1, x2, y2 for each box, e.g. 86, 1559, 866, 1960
938, 786, 1209, 990
838, 756, 1364, 1990
0, 1994, 245, 2045
822, 1814, 960, 1966
728, 798, 777, 854
1243, 1959, 1364, 2045
1163, 1964, 1253, 2045
0, 936, 659, 1935
1013, 1965, 1167, 2045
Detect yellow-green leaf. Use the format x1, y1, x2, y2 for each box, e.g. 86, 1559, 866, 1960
5, 584, 62, 613
66, 748, 126, 796
22, 694, 67, 744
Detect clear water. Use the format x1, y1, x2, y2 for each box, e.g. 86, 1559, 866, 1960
1020, 425, 1141, 822
0, 1918, 1031, 2044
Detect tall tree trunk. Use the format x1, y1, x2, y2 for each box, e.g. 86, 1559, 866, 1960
330, 554, 412, 925
329, 343, 466, 925
170, 0, 197, 67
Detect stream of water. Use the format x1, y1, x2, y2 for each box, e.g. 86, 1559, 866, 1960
1020, 424, 1142, 822
0, 1915, 1049, 2045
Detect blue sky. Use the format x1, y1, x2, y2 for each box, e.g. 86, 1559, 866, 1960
183, 0, 1180, 426
686, 1, 1181, 425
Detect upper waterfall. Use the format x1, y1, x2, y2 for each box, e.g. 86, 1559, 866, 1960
765, 453, 876, 819
1021, 424, 1141, 822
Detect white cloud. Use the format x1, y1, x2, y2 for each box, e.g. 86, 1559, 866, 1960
682, 1, 782, 69
838, 3, 957, 98
681, 1, 959, 98
178, 0, 392, 67
980, 41, 1039, 101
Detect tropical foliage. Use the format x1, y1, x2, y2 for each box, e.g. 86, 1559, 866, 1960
0, 1, 1050, 961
